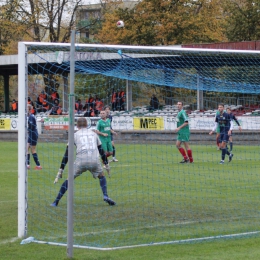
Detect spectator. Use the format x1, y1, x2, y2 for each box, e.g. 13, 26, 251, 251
111, 90, 117, 111
37, 90, 47, 109
38, 99, 49, 113
49, 99, 62, 115
51, 88, 60, 104
118, 89, 125, 111
28, 97, 36, 114
11, 99, 18, 112
95, 98, 104, 116
84, 106, 95, 117
149, 94, 159, 110
75, 99, 83, 114
84, 94, 95, 111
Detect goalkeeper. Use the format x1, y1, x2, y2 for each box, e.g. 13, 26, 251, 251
51, 117, 115, 207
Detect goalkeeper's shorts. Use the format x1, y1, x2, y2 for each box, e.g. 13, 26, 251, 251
74, 157, 103, 179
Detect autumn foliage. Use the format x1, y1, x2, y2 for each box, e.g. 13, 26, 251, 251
96, 0, 227, 45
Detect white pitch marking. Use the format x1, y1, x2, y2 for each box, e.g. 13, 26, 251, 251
0, 237, 19, 245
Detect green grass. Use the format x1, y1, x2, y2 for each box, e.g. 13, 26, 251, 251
1, 141, 260, 259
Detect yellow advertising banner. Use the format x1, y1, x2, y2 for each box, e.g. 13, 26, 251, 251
133, 117, 164, 130
0, 118, 11, 130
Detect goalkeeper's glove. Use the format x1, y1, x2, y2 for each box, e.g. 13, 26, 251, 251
54, 169, 63, 184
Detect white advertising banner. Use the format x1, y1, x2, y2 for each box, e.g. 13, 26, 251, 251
4, 116, 260, 131
164, 116, 259, 131
164, 117, 177, 130
10, 118, 19, 130
111, 116, 133, 130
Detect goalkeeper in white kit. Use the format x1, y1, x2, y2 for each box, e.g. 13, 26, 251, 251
51, 117, 115, 207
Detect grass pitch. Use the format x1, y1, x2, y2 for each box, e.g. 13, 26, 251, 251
1, 141, 260, 259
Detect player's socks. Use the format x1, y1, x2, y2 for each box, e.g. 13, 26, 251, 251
221, 148, 226, 161
53, 179, 68, 206
32, 153, 40, 166
27, 154, 30, 165
230, 142, 233, 151
226, 150, 230, 156
112, 146, 116, 157
99, 176, 108, 197
178, 148, 188, 160
187, 149, 193, 162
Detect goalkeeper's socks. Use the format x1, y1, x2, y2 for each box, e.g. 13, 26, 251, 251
54, 179, 68, 206
230, 142, 233, 151
112, 146, 116, 157
27, 154, 30, 165
99, 176, 108, 197
221, 148, 226, 160
32, 153, 40, 166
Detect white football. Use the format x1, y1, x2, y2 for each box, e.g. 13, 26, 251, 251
116, 20, 124, 28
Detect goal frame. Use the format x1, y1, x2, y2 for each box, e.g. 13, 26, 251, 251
17, 41, 260, 247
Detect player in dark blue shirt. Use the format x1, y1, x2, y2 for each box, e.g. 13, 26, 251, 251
105, 105, 119, 162
226, 107, 242, 152
27, 104, 42, 170
209, 104, 233, 164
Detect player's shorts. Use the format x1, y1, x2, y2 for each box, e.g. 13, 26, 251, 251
74, 157, 103, 179
111, 134, 114, 142
28, 132, 38, 146
100, 139, 113, 153
216, 126, 220, 134
220, 132, 229, 143
177, 132, 190, 142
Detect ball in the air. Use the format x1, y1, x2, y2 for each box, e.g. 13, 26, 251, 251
116, 20, 124, 28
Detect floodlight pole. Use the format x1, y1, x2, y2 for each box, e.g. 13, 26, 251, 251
67, 30, 75, 258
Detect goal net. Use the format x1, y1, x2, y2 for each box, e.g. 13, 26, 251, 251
18, 42, 260, 249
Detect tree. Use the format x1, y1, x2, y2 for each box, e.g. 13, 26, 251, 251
0, 1, 27, 55
15, 0, 83, 43
96, 0, 226, 45
223, 0, 260, 41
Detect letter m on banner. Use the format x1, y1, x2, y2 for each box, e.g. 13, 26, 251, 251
133, 117, 164, 130
140, 118, 148, 129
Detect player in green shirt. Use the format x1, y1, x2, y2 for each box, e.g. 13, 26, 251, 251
175, 101, 193, 163
95, 110, 117, 158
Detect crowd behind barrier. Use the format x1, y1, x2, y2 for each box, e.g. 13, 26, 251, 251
1, 103, 260, 132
